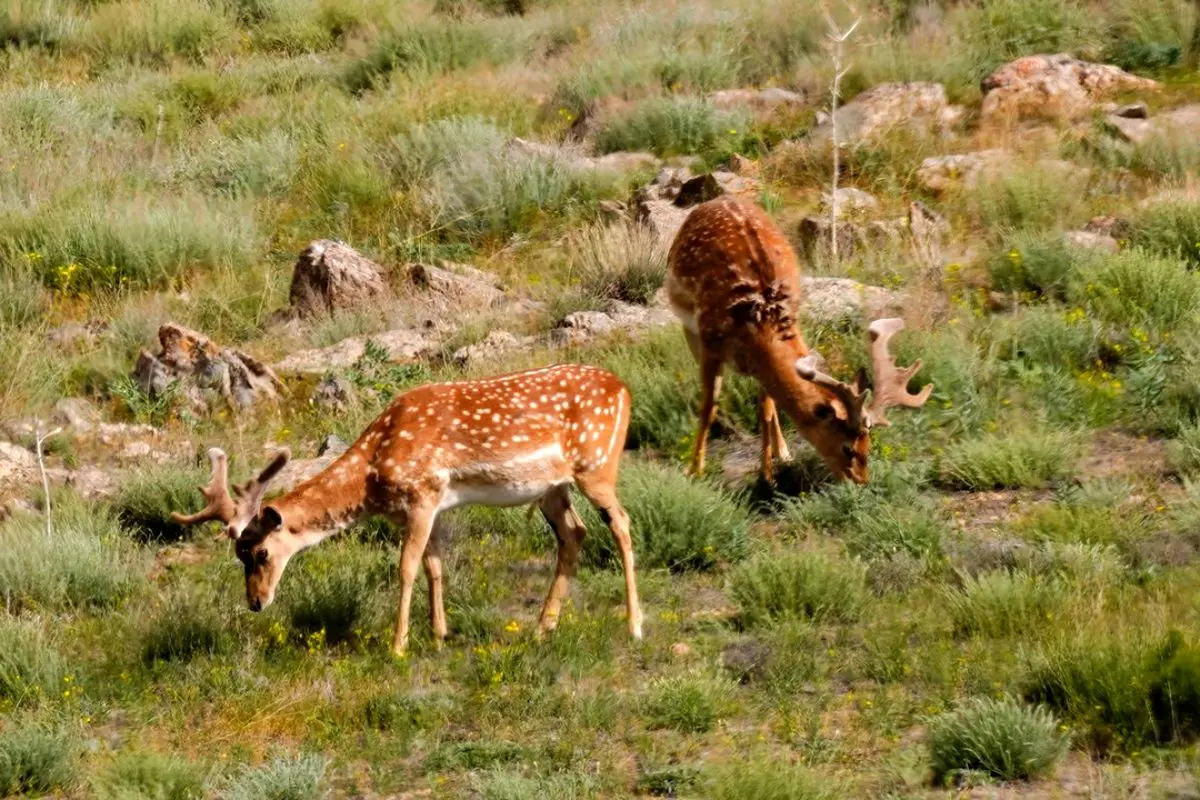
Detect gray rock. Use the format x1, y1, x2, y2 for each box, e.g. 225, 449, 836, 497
275, 325, 444, 375
1107, 103, 1200, 145
452, 330, 531, 367
317, 434, 350, 458
505, 136, 659, 174
809, 82, 950, 145
633, 167, 760, 246
53, 398, 101, 432
289, 240, 388, 319
407, 262, 504, 309
799, 276, 901, 325
709, 87, 807, 111
133, 323, 284, 414
916, 150, 1006, 194
819, 187, 880, 219
1064, 230, 1120, 253
311, 375, 356, 411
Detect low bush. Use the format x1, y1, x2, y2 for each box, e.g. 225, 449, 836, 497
641, 672, 736, 733
1169, 423, 1200, 476
929, 696, 1069, 785
1131, 200, 1200, 269
222, 754, 328, 800
95, 751, 206, 800
471, 769, 600, 800
0, 495, 146, 612
731, 552, 868, 627
0, 619, 64, 707
936, 431, 1077, 490
594, 96, 750, 159
580, 462, 752, 571
946, 570, 1064, 638
424, 739, 527, 772
283, 542, 392, 645
970, 164, 1087, 232
112, 464, 211, 540
140, 593, 230, 665
572, 222, 667, 306
703, 760, 840, 800
1069, 248, 1200, 337
987, 231, 1086, 300
0, 724, 76, 797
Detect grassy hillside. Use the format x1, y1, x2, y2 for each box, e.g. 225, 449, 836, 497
2, 0, 1200, 796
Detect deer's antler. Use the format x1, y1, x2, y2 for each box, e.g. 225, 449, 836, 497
863, 318, 933, 428
171, 447, 291, 537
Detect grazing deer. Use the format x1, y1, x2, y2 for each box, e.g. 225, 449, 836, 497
665, 195, 932, 483
171, 364, 643, 657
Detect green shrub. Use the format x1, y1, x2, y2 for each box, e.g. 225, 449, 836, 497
362, 691, 452, 736
1168, 422, 1200, 476
140, 594, 230, 665
594, 330, 696, 452
1025, 629, 1200, 751
959, 0, 1100, 80
572, 222, 667, 306
284, 542, 391, 644
946, 570, 1065, 637
0, 496, 146, 612
1012, 500, 1148, 550
1131, 200, 1200, 269
0, 725, 76, 797
988, 307, 1106, 372
1015, 542, 1126, 588
95, 751, 206, 800
970, 164, 1086, 231
843, 503, 945, 561
180, 131, 299, 197
594, 97, 750, 159
1069, 248, 1200, 336
83, 0, 235, 63
731, 552, 867, 627
471, 770, 600, 800
635, 764, 702, 796
424, 740, 527, 772
929, 696, 1069, 785
112, 464, 211, 540
580, 462, 752, 571
222, 754, 328, 800
987, 231, 1086, 300
1104, 0, 1196, 70
0, 268, 45, 327
937, 431, 1077, 490
642, 672, 735, 733
0, 619, 64, 708
703, 760, 840, 800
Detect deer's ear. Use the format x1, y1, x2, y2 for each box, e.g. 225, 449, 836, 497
260, 506, 284, 533
853, 367, 870, 395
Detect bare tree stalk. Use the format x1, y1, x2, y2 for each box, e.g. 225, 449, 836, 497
823, 7, 861, 270
151, 103, 165, 167
34, 421, 62, 539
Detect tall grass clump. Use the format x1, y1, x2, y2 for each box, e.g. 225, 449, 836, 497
283, 542, 391, 644
1168, 422, 1200, 476
179, 131, 300, 197
0, 619, 64, 708
987, 231, 1090, 300
969, 165, 1086, 232
1104, 0, 1197, 70
703, 760, 838, 800
1131, 200, 1200, 269
0, 725, 76, 797
95, 751, 206, 800
580, 462, 752, 571
1069, 249, 1200, 335
4, 196, 259, 292
988, 307, 1105, 373
1025, 629, 1200, 751
0, 495, 146, 612
937, 430, 1077, 490
594, 97, 750, 159
112, 464, 211, 540
929, 696, 1069, 785
572, 222, 667, 305
641, 672, 736, 733
730, 552, 867, 627
594, 330, 696, 451
946, 570, 1065, 638
82, 0, 236, 63
140, 592, 230, 665
222, 754, 328, 800
958, 0, 1100, 80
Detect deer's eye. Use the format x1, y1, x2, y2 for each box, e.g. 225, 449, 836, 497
842, 443, 856, 460
814, 404, 833, 420
255, 550, 269, 566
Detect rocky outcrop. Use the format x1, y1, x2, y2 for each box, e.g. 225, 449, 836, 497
288, 240, 388, 319
452, 330, 530, 367
275, 324, 444, 375
634, 166, 762, 246
799, 276, 901, 325
134, 323, 284, 413
809, 82, 953, 145
550, 300, 676, 346
916, 150, 1007, 194
819, 187, 880, 219
980, 54, 1160, 126
1106, 103, 1200, 145
505, 137, 659, 174
708, 87, 807, 112
1064, 230, 1119, 253
407, 262, 504, 312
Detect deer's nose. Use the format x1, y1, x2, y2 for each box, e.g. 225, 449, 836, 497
248, 597, 263, 612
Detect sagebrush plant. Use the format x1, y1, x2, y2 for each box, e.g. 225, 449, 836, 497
0, 618, 64, 708
1131, 199, 1200, 269
594, 96, 750, 158
94, 751, 206, 800
641, 671, 735, 733
937, 430, 1077, 490
731, 552, 868, 627
222, 754, 329, 800
928, 696, 1069, 785
0, 494, 146, 612
703, 760, 839, 800
283, 541, 392, 644
946, 570, 1065, 638
140, 591, 230, 665
572, 221, 667, 305
580, 461, 752, 571
0, 724, 76, 797
1069, 248, 1200, 336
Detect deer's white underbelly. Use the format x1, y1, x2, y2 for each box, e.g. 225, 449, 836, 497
436, 444, 570, 511
438, 479, 567, 510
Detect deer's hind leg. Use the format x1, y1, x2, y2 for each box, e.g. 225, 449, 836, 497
575, 473, 643, 640
422, 518, 449, 647
685, 329, 723, 477
537, 485, 586, 636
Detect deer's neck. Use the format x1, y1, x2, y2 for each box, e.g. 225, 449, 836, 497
268, 445, 376, 549
747, 335, 829, 428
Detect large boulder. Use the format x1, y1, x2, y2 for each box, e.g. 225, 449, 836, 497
407, 262, 504, 312
708, 87, 807, 112
799, 276, 901, 325
980, 54, 1160, 127
274, 324, 444, 375
133, 323, 284, 413
634, 166, 762, 246
916, 150, 1007, 194
809, 82, 952, 145
288, 240, 388, 319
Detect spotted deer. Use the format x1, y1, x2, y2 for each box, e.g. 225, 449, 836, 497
665, 195, 932, 483
171, 364, 643, 657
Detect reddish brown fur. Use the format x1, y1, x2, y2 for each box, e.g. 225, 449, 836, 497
178, 364, 644, 656
666, 195, 872, 482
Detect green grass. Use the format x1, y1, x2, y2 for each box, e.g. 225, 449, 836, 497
282, 541, 392, 645
929, 696, 1069, 785
140, 591, 231, 665
94, 751, 206, 800
572, 221, 667, 305
703, 760, 839, 800
0, 724, 76, 797
222, 754, 328, 800
594, 96, 750, 159
937, 431, 1078, 490
1131, 200, 1200, 269
0, 618, 64, 708
641, 672, 735, 733
946, 570, 1065, 638
730, 552, 868, 627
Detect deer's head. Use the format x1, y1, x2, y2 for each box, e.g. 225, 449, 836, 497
792, 318, 933, 484
171, 448, 295, 611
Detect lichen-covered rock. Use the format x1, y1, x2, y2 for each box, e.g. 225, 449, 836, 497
504, 137, 659, 174
1064, 230, 1120, 253
799, 276, 901, 325
53, 398, 101, 432
1106, 103, 1200, 145
634, 167, 761, 246
275, 324, 444, 375
407, 262, 504, 310
133, 323, 284, 413
916, 150, 1007, 193
289, 240, 388, 318
452, 330, 531, 367
819, 187, 880, 219
980, 54, 1160, 126
809, 82, 950, 145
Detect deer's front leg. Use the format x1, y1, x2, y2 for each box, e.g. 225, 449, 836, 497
689, 348, 724, 477
537, 485, 585, 636
759, 392, 791, 482
422, 520, 448, 648
393, 501, 438, 657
